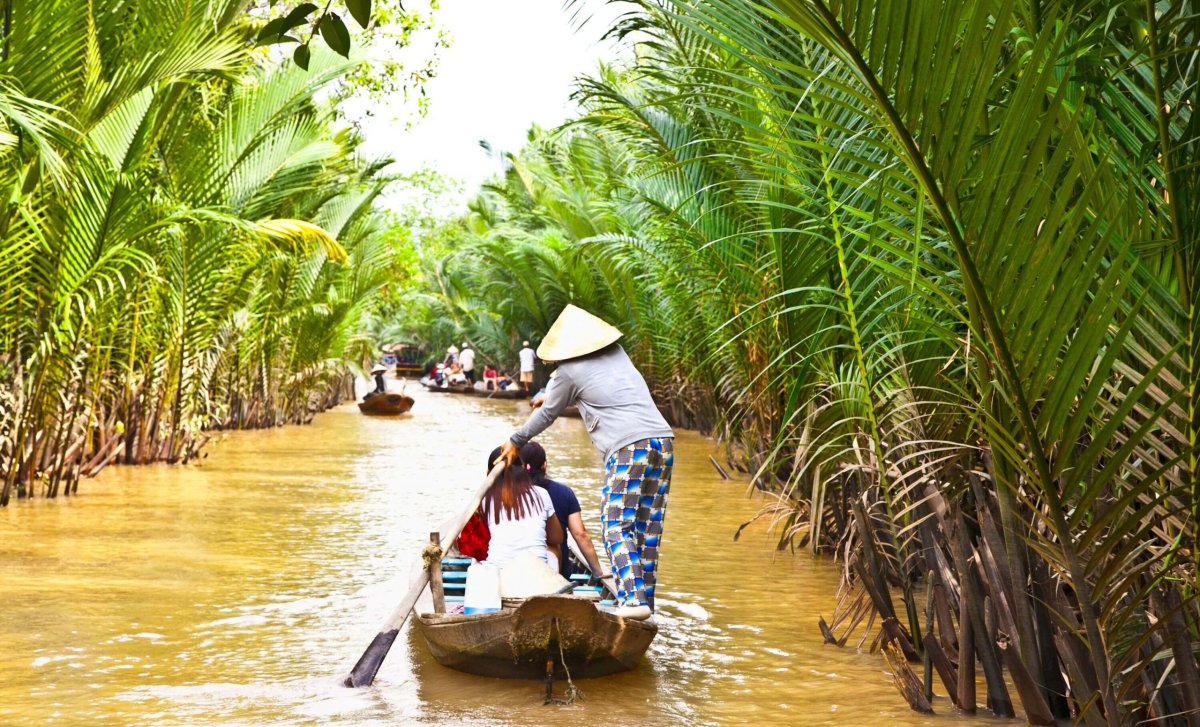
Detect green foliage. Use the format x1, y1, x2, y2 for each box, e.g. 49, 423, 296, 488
259, 1, 369, 57
402, 0, 1200, 721
253, 0, 444, 121
258, 0, 438, 84
0, 0, 402, 503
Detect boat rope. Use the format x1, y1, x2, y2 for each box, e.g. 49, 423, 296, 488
543, 618, 583, 706
420, 543, 443, 570
557, 631, 582, 704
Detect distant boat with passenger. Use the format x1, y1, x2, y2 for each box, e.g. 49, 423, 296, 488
357, 393, 414, 415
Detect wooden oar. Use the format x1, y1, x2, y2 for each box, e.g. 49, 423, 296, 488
566, 537, 617, 598
343, 461, 505, 688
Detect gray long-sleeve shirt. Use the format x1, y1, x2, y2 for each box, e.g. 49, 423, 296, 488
510, 345, 673, 461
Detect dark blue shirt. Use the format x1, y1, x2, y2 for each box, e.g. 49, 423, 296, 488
536, 477, 581, 577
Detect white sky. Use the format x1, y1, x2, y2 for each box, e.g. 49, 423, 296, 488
356, 0, 625, 208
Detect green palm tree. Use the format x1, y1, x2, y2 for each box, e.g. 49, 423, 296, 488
404, 0, 1199, 720
0, 2, 401, 502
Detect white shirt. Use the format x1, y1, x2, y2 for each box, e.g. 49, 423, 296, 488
519, 347, 535, 372
459, 348, 475, 371
483, 488, 554, 567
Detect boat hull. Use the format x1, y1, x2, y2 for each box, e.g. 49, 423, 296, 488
527, 402, 581, 417
414, 595, 656, 679
357, 393, 414, 415
419, 376, 473, 394
471, 388, 526, 400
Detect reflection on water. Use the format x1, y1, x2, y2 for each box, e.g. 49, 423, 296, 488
0, 388, 986, 726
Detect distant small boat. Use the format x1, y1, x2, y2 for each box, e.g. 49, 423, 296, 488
392, 363, 424, 378
380, 341, 426, 378
419, 376, 473, 394
526, 399, 581, 418
472, 387, 526, 400
357, 393, 414, 415
414, 592, 656, 679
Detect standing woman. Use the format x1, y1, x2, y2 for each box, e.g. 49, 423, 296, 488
498, 305, 674, 620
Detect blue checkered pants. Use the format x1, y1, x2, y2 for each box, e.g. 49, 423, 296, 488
600, 437, 674, 610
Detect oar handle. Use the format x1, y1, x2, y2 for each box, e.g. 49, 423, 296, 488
566, 536, 618, 598
343, 461, 506, 688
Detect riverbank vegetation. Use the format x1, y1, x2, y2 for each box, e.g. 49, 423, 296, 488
0, 1, 415, 503
400, 0, 1199, 723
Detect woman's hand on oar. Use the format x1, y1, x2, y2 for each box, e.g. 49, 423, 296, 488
343, 462, 505, 688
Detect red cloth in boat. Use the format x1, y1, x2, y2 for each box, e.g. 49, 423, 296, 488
458, 511, 490, 560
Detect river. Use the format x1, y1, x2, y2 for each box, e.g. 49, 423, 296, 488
0, 387, 989, 726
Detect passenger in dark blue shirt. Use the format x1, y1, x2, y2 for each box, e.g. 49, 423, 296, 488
519, 441, 607, 580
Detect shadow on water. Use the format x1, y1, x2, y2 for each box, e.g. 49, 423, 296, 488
0, 386, 994, 725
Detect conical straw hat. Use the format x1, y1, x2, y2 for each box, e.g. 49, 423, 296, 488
498, 551, 569, 598
370, 365, 386, 374
536, 304, 622, 362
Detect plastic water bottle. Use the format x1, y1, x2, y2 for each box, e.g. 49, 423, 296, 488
464, 562, 501, 615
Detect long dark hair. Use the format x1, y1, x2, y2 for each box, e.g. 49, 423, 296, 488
519, 441, 549, 487
482, 456, 540, 524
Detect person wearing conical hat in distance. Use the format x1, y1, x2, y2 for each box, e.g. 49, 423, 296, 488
444, 345, 459, 367
364, 364, 387, 399
518, 340, 536, 393
497, 305, 674, 621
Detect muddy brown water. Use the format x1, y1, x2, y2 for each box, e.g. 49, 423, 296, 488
0, 387, 997, 725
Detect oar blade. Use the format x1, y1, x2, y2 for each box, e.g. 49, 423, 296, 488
343, 629, 399, 687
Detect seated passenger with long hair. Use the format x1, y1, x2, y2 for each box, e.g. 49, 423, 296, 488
482, 447, 565, 570
519, 441, 606, 580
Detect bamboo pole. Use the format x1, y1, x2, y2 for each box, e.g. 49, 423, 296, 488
343, 463, 504, 688
428, 532, 445, 614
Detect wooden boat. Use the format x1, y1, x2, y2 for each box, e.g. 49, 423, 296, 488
357, 393, 414, 415
471, 387, 527, 400
414, 594, 656, 679
526, 399, 582, 418
392, 363, 424, 378
381, 342, 426, 378
344, 465, 654, 689
419, 376, 473, 394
